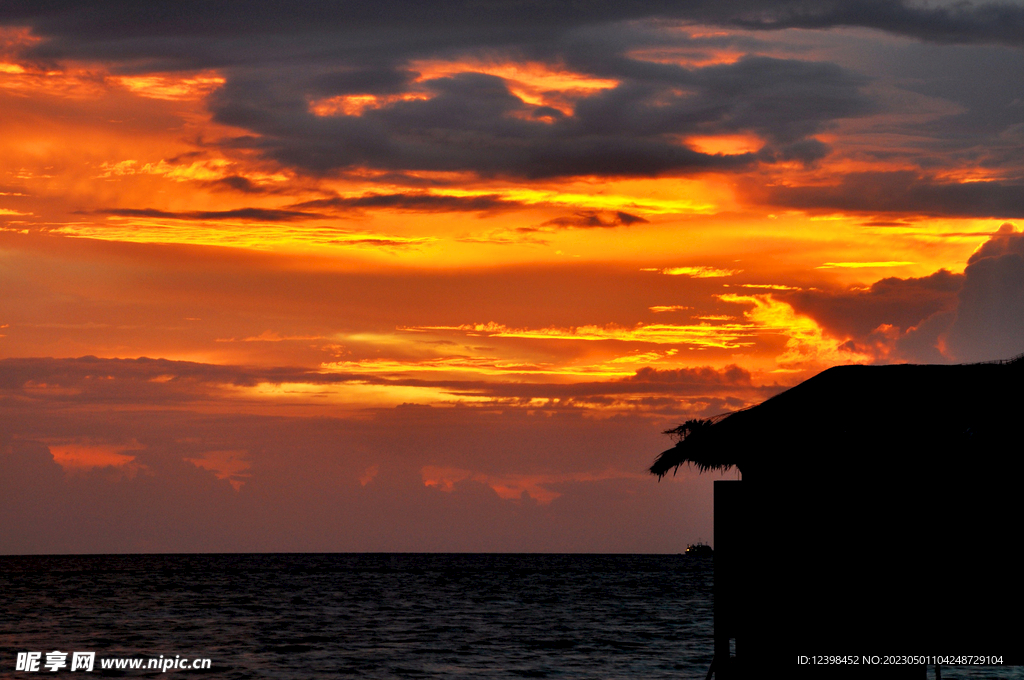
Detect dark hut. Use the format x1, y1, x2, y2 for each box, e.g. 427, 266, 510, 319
652, 359, 1024, 678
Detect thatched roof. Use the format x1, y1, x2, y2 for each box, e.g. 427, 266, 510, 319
650, 356, 1024, 665
650, 356, 1024, 481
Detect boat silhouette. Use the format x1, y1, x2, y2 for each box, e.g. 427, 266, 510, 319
685, 542, 714, 557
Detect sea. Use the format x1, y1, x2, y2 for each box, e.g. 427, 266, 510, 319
0, 554, 713, 679
1, 554, 1019, 679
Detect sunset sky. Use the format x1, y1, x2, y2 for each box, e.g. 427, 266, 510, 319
4, 0, 1024, 553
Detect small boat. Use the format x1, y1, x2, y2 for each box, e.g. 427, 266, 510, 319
685, 542, 714, 557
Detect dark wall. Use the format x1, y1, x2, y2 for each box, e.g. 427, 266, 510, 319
718, 471, 1021, 677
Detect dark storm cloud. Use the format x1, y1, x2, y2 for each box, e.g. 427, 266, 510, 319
0, 356, 357, 404
540, 211, 649, 229
293, 193, 518, 213
944, 223, 1024, 362
90, 207, 323, 221
308, 67, 416, 97
0, 356, 775, 412
440, 365, 778, 403
1, 3, 1018, 182
0, 1, 886, 179
205, 56, 868, 178
779, 269, 963, 340
5, 1, 1024, 61
204, 176, 276, 194
757, 171, 1024, 218
965, 221, 1024, 263
0, 357, 448, 411
722, 0, 1024, 47
787, 224, 1024, 364
893, 309, 956, 364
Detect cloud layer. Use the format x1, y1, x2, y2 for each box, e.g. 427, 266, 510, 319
4, 1, 1024, 554
0, 356, 737, 553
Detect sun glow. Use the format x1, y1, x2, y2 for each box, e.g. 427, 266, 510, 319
685, 134, 763, 155
54, 218, 436, 251
113, 73, 226, 101
0, 12, 1005, 427
719, 294, 871, 368
400, 321, 758, 350
425, 187, 715, 215
656, 266, 738, 277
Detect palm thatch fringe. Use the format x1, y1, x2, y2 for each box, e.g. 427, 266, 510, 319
648, 355, 1024, 482
649, 413, 735, 478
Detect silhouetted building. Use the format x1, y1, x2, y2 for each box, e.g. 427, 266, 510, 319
651, 359, 1024, 679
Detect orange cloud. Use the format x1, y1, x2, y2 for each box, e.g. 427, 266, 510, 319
401, 321, 758, 349
626, 45, 743, 68
55, 218, 435, 251
739, 284, 801, 291
99, 158, 234, 181
421, 465, 644, 504
645, 266, 738, 277
184, 450, 252, 491
817, 261, 916, 269
112, 72, 226, 101
322, 349, 685, 380
0, 62, 109, 98
410, 59, 618, 115
359, 464, 379, 486
49, 444, 139, 471
216, 331, 325, 343
309, 92, 433, 116
718, 293, 872, 368
423, 187, 714, 215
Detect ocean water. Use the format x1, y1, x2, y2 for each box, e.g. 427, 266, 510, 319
0, 554, 714, 679
3, 554, 1019, 679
